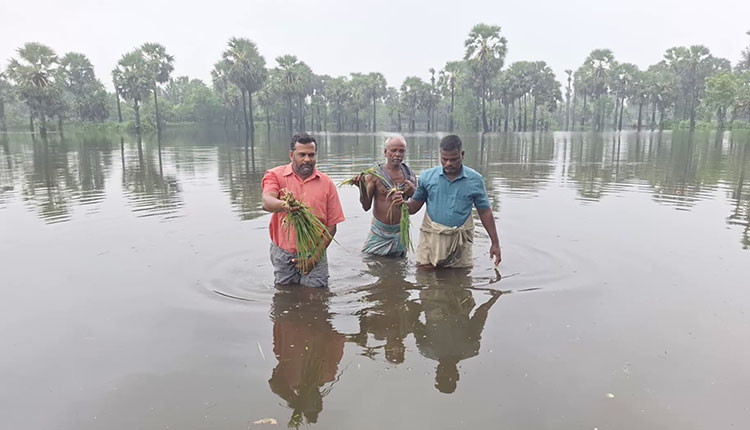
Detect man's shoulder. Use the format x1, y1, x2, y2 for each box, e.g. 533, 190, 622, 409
265, 164, 289, 177
315, 170, 337, 187
420, 166, 441, 179
463, 166, 484, 180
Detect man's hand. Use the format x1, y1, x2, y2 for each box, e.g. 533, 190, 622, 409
351, 174, 365, 185
390, 189, 404, 206
403, 179, 416, 198
280, 200, 301, 213
489, 244, 502, 266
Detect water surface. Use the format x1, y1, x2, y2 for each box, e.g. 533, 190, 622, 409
1, 129, 749, 429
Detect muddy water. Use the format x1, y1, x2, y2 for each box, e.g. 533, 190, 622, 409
1, 129, 749, 429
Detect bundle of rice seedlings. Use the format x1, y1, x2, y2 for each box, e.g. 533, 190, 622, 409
280, 189, 333, 272
387, 186, 413, 252
338, 165, 388, 197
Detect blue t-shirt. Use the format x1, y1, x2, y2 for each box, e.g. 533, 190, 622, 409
412, 165, 491, 227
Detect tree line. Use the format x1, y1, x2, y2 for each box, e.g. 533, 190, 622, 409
1, 25, 750, 138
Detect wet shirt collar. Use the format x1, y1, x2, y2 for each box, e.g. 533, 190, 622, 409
282, 163, 321, 182
439, 166, 466, 181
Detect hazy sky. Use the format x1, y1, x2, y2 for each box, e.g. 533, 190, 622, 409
2, 0, 749, 90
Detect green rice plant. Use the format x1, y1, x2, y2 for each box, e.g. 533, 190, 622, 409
280, 189, 333, 272
386, 186, 413, 252
338, 165, 388, 198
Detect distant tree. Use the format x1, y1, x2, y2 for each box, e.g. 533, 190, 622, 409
384, 86, 402, 131
0, 71, 12, 132
705, 72, 738, 128
140, 43, 174, 137
738, 30, 750, 72
438, 61, 464, 132
59, 52, 108, 122
366, 72, 387, 131
6, 42, 63, 137
276, 55, 312, 133
222, 38, 267, 146
582, 49, 616, 131
348, 72, 370, 132
400, 76, 425, 132
112, 49, 153, 138
325, 76, 349, 132
464, 23, 507, 132
564, 69, 572, 131
664, 45, 728, 129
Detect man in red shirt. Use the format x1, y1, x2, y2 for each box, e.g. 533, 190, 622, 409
262, 133, 345, 288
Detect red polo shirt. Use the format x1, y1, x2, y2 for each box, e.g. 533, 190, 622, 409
262, 163, 346, 253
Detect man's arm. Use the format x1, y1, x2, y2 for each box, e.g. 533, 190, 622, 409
477, 208, 501, 265
358, 175, 377, 211
262, 191, 285, 213
390, 191, 425, 215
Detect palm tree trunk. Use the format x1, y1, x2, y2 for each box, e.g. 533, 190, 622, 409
637, 101, 644, 132
397, 112, 402, 132
29, 115, 35, 134
248, 92, 256, 148
0, 98, 6, 132
134, 99, 142, 140
372, 95, 377, 132
580, 94, 587, 131
115, 90, 123, 123
506, 103, 510, 133
57, 115, 63, 138
612, 96, 619, 131
153, 83, 162, 136
481, 76, 489, 132
449, 85, 455, 132
286, 96, 293, 134
241, 89, 250, 143
532, 101, 538, 132
618, 97, 625, 131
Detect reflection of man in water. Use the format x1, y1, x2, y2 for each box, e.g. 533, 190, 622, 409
414, 269, 501, 393
353, 258, 421, 363
268, 287, 345, 427
350, 135, 417, 257
398, 135, 502, 268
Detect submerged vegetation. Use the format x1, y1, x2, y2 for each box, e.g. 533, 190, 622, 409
2, 27, 750, 136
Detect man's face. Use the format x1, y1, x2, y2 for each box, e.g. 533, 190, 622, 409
290, 141, 317, 178
440, 148, 464, 175
384, 140, 406, 166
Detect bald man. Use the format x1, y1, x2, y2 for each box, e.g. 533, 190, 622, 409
351, 136, 416, 257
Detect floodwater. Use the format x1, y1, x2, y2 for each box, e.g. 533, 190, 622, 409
1, 128, 749, 429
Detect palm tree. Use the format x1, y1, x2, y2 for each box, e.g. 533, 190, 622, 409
400, 76, 424, 132
366, 72, 387, 131
59, 52, 108, 122
0, 72, 12, 132
464, 23, 507, 132
141, 43, 174, 137
6, 42, 63, 137
112, 49, 153, 139
325, 76, 349, 132
222, 38, 267, 146
564, 70, 572, 131
438, 61, 463, 132
738, 30, 750, 72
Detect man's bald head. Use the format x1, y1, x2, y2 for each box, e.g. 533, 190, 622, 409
383, 135, 407, 166
384, 135, 407, 150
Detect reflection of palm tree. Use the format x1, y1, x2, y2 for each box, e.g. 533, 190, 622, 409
414, 269, 501, 394
353, 258, 421, 364
268, 287, 345, 428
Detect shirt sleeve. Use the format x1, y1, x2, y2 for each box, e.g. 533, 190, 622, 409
412, 173, 428, 202
326, 179, 346, 227
473, 177, 491, 210
261, 169, 280, 195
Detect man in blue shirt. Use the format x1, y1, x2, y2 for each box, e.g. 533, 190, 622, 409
394, 135, 501, 268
